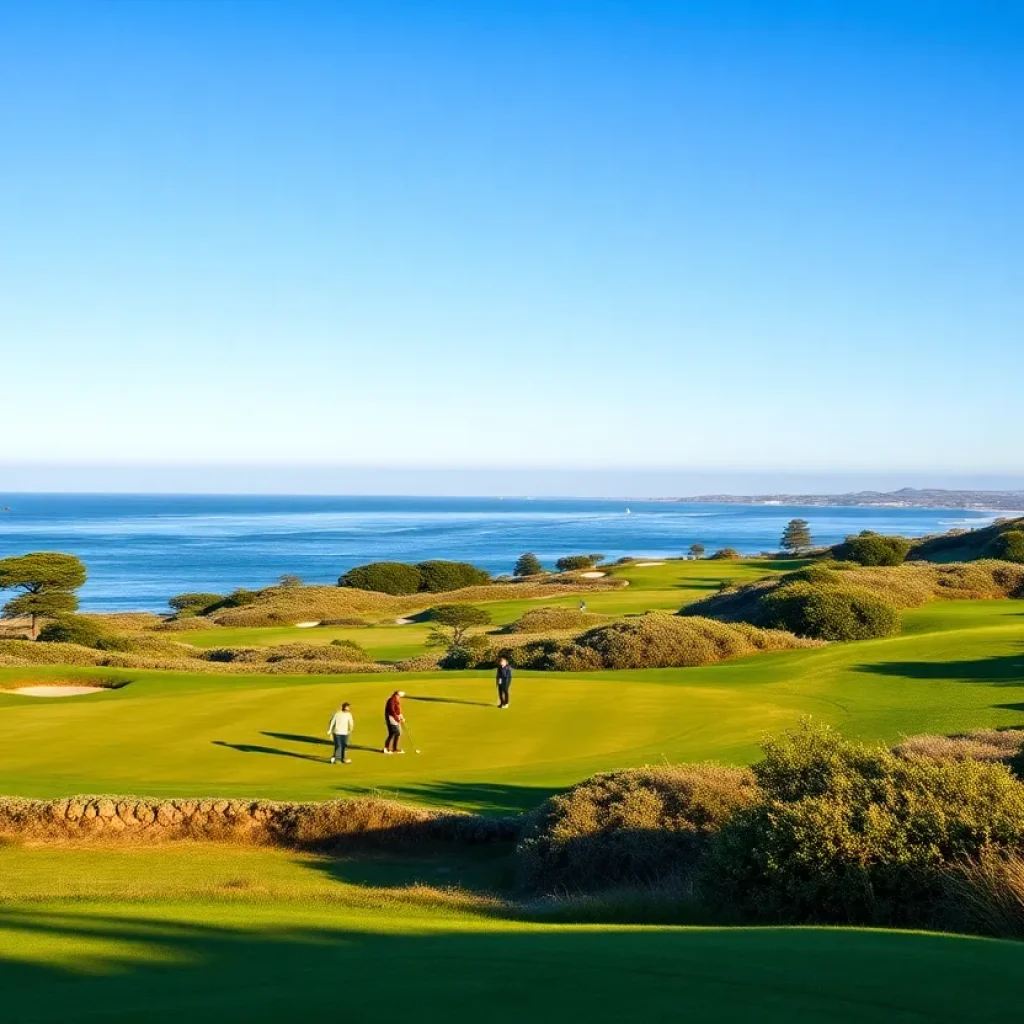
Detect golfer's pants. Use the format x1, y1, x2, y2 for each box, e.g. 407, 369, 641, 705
332, 733, 349, 760
497, 683, 510, 706
386, 722, 402, 750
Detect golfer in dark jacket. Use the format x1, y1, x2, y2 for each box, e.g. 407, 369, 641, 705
496, 658, 512, 708
383, 690, 405, 753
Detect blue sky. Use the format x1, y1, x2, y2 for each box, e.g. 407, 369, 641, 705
1, 1, 1022, 494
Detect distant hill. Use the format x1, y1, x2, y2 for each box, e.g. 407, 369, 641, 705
672, 488, 1024, 511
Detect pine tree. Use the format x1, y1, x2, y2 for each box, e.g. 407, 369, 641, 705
780, 518, 813, 556
514, 552, 544, 576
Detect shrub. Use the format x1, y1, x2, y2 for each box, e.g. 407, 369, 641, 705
277, 574, 303, 588
995, 531, 1024, 564
755, 582, 900, 641
506, 607, 601, 633
338, 562, 423, 595
705, 723, 1024, 925
517, 764, 759, 892
555, 555, 599, 572
514, 552, 544, 577
168, 592, 223, 614
513, 613, 813, 671
426, 604, 493, 649
327, 639, 371, 661
709, 548, 740, 560
37, 615, 108, 648
416, 560, 490, 592
221, 588, 259, 608
834, 532, 911, 567
893, 728, 1024, 777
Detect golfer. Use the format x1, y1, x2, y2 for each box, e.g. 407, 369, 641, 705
496, 657, 512, 708
383, 690, 405, 754
327, 702, 354, 764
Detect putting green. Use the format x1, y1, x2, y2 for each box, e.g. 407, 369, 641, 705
0, 844, 1022, 1023
1, 598, 1022, 811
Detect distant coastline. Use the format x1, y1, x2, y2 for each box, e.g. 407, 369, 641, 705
661, 488, 1024, 513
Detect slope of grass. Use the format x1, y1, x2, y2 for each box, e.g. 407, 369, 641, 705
167, 559, 805, 655
1, 598, 1022, 812
1, 843, 1023, 1024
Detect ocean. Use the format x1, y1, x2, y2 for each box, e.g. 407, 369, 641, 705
0, 494, 999, 612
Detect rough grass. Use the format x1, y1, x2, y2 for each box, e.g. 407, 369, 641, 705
513, 613, 817, 670
516, 764, 758, 892
504, 607, 609, 633
894, 728, 1024, 769
687, 559, 1024, 624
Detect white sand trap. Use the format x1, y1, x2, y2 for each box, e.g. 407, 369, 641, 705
295, 621, 321, 628
395, 617, 413, 625
10, 685, 107, 698
579, 571, 607, 578
634, 562, 665, 567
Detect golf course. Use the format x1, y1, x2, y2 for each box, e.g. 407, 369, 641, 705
3, 552, 1024, 1020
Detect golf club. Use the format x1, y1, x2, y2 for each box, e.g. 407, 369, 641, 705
404, 722, 422, 754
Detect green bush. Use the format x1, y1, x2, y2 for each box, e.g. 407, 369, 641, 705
755, 582, 900, 641
709, 548, 740, 560
995, 531, 1024, 565
834, 532, 911, 566
513, 613, 812, 671
168, 592, 223, 614
514, 552, 544, 577
516, 764, 759, 892
36, 615, 108, 648
415, 560, 490, 592
506, 607, 600, 633
705, 723, 1024, 925
338, 562, 423, 595
220, 588, 259, 608
555, 555, 599, 572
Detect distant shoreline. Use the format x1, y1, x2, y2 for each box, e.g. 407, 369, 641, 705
654, 490, 1024, 513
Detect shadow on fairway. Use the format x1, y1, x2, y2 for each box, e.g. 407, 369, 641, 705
406, 695, 493, 708
855, 649, 1024, 684
212, 741, 324, 762
0, 906, 1019, 1023
261, 732, 380, 754
340, 780, 559, 814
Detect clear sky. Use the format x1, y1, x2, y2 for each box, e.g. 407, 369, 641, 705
1, 1, 1022, 494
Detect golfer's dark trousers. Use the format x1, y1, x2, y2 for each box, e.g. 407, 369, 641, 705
385, 722, 402, 750
497, 682, 511, 707
332, 733, 349, 760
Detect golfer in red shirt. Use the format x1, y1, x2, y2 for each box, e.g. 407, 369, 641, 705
383, 690, 405, 754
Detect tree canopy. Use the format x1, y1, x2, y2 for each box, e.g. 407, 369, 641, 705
780, 519, 813, 555
0, 552, 88, 636
514, 552, 544, 577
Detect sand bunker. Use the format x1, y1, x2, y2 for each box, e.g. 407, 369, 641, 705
295, 621, 321, 628
634, 562, 665, 567
10, 685, 107, 698
579, 571, 607, 578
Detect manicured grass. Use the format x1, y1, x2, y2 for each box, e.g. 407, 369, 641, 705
1, 844, 1022, 1023
2, 597, 1023, 811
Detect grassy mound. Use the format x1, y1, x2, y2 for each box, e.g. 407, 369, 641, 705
504, 607, 608, 633
513, 613, 815, 670
517, 764, 757, 892
909, 515, 1024, 562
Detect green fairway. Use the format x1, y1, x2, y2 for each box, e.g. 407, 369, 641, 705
2, 596, 1023, 811
168, 558, 805, 655
0, 844, 1022, 1023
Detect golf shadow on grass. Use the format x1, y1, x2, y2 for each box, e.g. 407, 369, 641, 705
405, 695, 493, 708
212, 741, 324, 762
854, 648, 1024, 685
261, 732, 380, 754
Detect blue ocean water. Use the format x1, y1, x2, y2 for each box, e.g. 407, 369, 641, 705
0, 494, 1000, 612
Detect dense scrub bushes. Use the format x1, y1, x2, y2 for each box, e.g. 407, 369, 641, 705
709, 548, 741, 560
555, 554, 603, 572
505, 607, 606, 633
909, 515, 1024, 562
704, 724, 1024, 926
833, 532, 911, 566
686, 559, 1024, 641
510, 613, 815, 671
996, 530, 1024, 564
37, 614, 110, 647
517, 764, 759, 892
756, 582, 901, 641
338, 560, 490, 595
338, 562, 423, 595
893, 728, 1024, 775
169, 592, 224, 614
